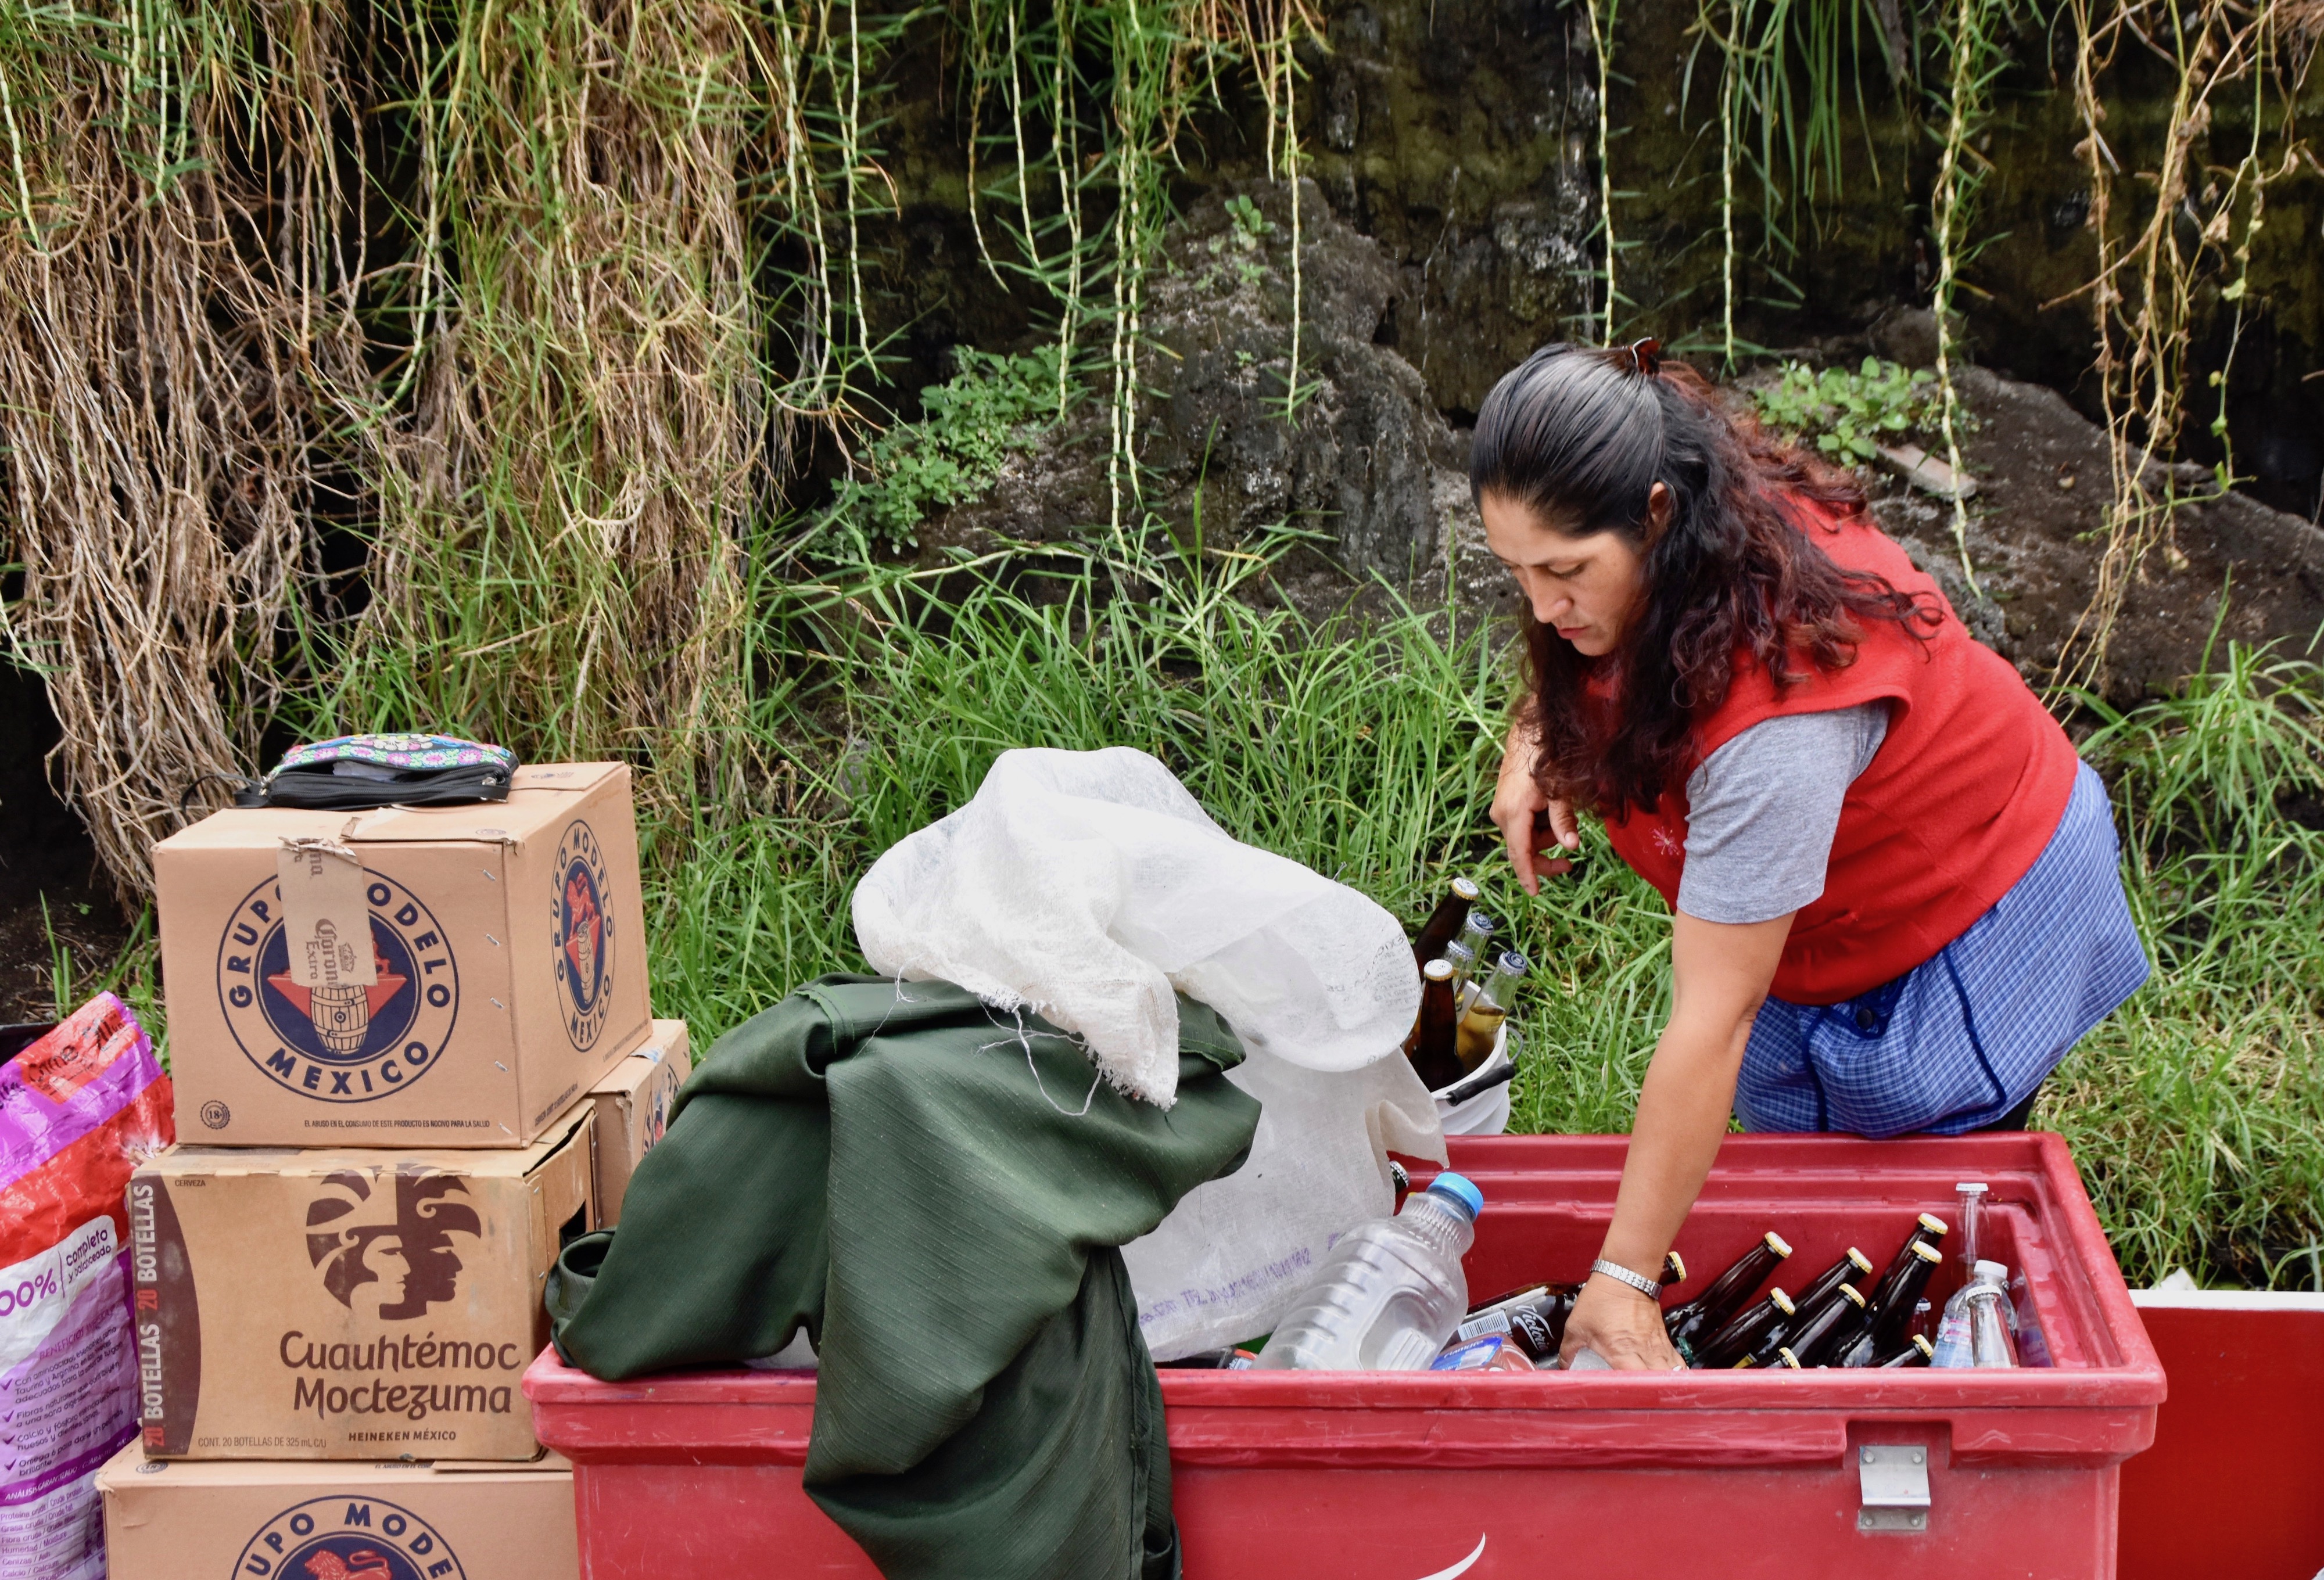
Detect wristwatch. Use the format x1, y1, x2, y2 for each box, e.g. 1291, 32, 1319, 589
1590, 1258, 1663, 1299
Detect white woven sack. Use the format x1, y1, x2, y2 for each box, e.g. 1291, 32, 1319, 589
1121, 1044, 1448, 1359
851, 746, 1422, 1108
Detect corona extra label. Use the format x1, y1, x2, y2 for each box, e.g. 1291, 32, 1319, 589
232, 1496, 465, 1580
550, 818, 614, 1051
215, 872, 460, 1103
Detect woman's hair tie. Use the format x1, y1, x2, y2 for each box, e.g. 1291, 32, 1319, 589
1623, 336, 1662, 377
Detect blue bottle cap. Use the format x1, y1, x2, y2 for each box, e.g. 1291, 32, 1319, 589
1426, 1170, 1484, 1219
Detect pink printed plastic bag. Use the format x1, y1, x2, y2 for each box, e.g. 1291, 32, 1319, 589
0, 994, 174, 1580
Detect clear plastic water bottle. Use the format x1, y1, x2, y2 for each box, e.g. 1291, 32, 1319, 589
1930, 1259, 2020, 1368
1253, 1173, 1483, 1371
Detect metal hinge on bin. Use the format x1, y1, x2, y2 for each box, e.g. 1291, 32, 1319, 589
1857, 1444, 1931, 1534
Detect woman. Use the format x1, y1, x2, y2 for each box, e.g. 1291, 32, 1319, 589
1473, 340, 2149, 1370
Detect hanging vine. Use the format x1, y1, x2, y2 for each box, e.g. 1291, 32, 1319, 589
1586, 0, 1622, 344
1687, 0, 1900, 367
2051, 0, 2297, 692
0, 0, 363, 900
1925, 0, 2017, 593
952, 0, 1315, 537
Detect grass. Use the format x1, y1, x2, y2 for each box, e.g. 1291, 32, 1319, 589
612, 533, 2324, 1291
38, 488, 2319, 1291
2057, 646, 2324, 1288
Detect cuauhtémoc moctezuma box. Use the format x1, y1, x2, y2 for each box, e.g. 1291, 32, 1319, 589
128, 1106, 593, 1460
154, 763, 649, 1148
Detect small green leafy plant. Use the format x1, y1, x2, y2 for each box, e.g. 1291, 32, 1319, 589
1193, 193, 1276, 289
1751, 357, 1946, 462
1224, 193, 1274, 243
825, 346, 1068, 549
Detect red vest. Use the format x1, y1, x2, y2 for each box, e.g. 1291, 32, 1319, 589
1601, 503, 2081, 1004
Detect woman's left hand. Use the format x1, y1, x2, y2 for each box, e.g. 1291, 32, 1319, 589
1559, 910, 1797, 1373
1559, 1273, 1682, 1370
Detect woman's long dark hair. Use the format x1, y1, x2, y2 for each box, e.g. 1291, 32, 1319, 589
1469, 342, 1933, 818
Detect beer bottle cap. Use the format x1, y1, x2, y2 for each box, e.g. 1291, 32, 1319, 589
1911, 1240, 1944, 1265
1776, 1347, 1802, 1369
1912, 1334, 1935, 1358
1769, 1287, 1796, 1315
1764, 1231, 1794, 1258
1839, 1283, 1868, 1309
1465, 910, 1498, 933
1956, 1182, 1989, 1197
1663, 1249, 1687, 1284
1846, 1247, 1873, 1275
1423, 958, 1455, 981
1451, 877, 1481, 900
1918, 1212, 1949, 1236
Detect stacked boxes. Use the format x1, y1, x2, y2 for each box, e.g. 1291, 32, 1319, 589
102, 762, 687, 1574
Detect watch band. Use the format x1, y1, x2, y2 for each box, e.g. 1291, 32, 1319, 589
1591, 1258, 1663, 1299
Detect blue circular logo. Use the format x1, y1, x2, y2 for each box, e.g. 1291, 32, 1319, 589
215, 872, 460, 1103
551, 819, 614, 1051
234, 1496, 464, 1580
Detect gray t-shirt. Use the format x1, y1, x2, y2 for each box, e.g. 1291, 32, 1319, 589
1675, 702, 1891, 925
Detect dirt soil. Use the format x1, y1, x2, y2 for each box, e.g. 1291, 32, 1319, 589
1867, 365, 2324, 708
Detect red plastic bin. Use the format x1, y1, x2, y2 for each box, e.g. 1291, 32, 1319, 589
525, 1133, 2164, 1578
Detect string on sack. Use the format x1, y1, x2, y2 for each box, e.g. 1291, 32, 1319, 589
978, 1004, 1102, 1118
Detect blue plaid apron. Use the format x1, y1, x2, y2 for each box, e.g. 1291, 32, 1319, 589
1734, 761, 2149, 1136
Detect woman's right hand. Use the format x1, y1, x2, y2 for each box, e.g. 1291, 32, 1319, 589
1491, 723, 1579, 895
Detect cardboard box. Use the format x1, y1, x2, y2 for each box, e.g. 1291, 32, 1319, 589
156, 763, 651, 1148
129, 1105, 592, 1460
96, 1442, 579, 1580
586, 1018, 690, 1226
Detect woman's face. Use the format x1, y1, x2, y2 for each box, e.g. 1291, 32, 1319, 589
1479, 489, 1657, 658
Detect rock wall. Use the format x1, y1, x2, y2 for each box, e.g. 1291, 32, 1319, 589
927, 183, 2324, 706
858, 0, 2324, 516
871, 0, 2324, 701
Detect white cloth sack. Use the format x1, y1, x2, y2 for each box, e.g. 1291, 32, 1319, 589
852, 746, 1422, 1107
1121, 1045, 1448, 1359
852, 745, 1448, 1354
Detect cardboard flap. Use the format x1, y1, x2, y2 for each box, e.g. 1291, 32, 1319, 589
510, 763, 624, 793
154, 764, 628, 851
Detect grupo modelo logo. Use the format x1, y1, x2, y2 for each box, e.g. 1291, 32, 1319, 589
304, 1166, 480, 1320
216, 873, 459, 1102
233, 1496, 464, 1580
551, 818, 614, 1051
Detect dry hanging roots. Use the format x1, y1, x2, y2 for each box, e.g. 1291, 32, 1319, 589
345, 0, 766, 823
0, 0, 370, 903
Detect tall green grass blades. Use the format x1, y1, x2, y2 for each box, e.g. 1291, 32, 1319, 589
2065, 647, 2324, 1285
0, 0, 364, 901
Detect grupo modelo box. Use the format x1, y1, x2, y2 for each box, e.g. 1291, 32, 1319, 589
95, 1442, 579, 1580
154, 763, 650, 1148
129, 1105, 592, 1461
585, 1018, 690, 1226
